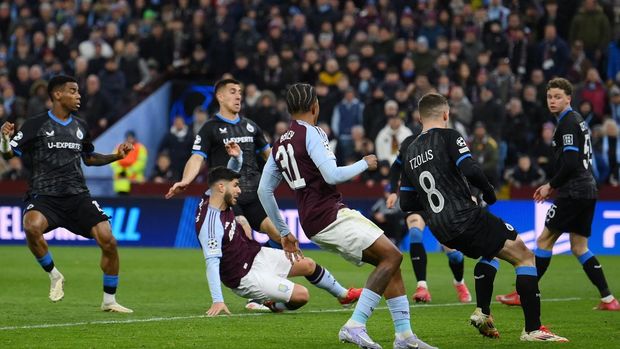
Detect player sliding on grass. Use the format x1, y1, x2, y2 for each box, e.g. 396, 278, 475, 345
399, 93, 567, 342
198, 164, 361, 316
258, 83, 436, 349
496, 78, 619, 311
0, 75, 133, 313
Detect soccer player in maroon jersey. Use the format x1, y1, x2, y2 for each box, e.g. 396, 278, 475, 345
197, 164, 360, 317
258, 83, 436, 349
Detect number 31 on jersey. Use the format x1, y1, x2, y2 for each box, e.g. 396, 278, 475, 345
276, 144, 307, 189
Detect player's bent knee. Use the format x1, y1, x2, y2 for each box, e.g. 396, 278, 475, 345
406, 214, 424, 228
387, 249, 403, 267
23, 221, 45, 237
514, 240, 535, 266
290, 285, 310, 305
23, 213, 47, 236
536, 228, 558, 250
98, 237, 117, 253
94, 229, 118, 252
570, 244, 587, 257
304, 258, 316, 273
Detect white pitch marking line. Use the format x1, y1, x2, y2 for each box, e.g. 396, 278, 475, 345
0, 297, 583, 331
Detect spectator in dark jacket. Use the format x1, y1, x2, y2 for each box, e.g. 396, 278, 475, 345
538, 24, 569, 80
158, 116, 194, 179
531, 122, 556, 178
98, 58, 126, 106
473, 86, 505, 142
81, 75, 113, 138
1, 157, 29, 181
504, 154, 546, 188
150, 152, 178, 183
247, 91, 285, 141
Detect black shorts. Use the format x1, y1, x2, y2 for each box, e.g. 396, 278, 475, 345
232, 198, 268, 232
545, 198, 596, 237
444, 209, 518, 260
24, 193, 110, 239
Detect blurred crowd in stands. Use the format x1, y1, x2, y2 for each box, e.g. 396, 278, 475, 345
1, 0, 620, 192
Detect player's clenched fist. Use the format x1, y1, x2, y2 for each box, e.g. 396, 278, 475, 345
116, 142, 134, 159
1, 122, 15, 137
363, 154, 378, 171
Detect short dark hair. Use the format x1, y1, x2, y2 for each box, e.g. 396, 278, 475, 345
418, 93, 448, 119
546, 77, 573, 97
214, 78, 241, 93
208, 166, 241, 187
286, 83, 317, 115
47, 75, 77, 99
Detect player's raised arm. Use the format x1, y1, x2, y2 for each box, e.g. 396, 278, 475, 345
446, 130, 497, 205
165, 153, 204, 199
306, 126, 376, 185
0, 121, 15, 159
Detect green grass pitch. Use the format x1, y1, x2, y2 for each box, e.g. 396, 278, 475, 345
0, 246, 619, 348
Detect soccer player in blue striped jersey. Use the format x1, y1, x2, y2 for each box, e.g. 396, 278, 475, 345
400, 93, 567, 341
496, 78, 619, 311
387, 133, 472, 304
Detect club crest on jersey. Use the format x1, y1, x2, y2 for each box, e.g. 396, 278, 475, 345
580, 121, 588, 131
76, 128, 83, 140
218, 127, 227, 134
13, 131, 23, 141
246, 124, 255, 133
563, 134, 573, 146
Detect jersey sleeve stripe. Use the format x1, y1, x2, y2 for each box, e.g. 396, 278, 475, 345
192, 150, 208, 158
206, 209, 215, 239
400, 186, 416, 191
455, 153, 472, 166
563, 146, 579, 152
394, 157, 402, 164
11, 147, 22, 157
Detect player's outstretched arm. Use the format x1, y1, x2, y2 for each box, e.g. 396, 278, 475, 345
83, 142, 133, 166
457, 157, 496, 205
399, 174, 425, 212
1, 122, 15, 159
317, 154, 377, 185
258, 155, 303, 263
446, 130, 496, 204
165, 153, 204, 199
205, 256, 230, 317
386, 158, 403, 208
